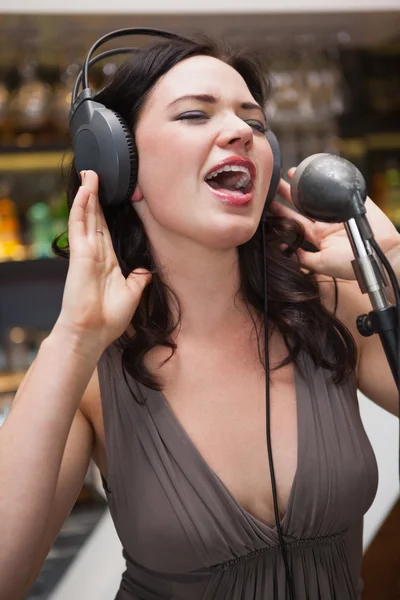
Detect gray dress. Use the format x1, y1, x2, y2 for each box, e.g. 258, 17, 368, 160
97, 340, 378, 600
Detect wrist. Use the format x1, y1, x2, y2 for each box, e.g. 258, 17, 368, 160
47, 320, 105, 364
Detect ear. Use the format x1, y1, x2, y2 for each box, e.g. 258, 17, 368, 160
131, 185, 144, 203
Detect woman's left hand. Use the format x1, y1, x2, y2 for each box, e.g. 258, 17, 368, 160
269, 169, 400, 281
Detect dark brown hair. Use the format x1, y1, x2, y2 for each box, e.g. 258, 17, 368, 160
54, 34, 357, 396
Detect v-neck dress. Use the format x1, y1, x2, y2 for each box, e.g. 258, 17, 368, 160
97, 340, 378, 600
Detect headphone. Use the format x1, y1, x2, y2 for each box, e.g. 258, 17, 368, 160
68, 27, 294, 600
69, 27, 282, 211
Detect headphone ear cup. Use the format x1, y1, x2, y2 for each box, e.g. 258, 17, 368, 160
265, 129, 281, 209
70, 97, 138, 207
111, 110, 138, 202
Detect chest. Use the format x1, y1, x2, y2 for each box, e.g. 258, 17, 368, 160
141, 334, 299, 526
92, 336, 299, 527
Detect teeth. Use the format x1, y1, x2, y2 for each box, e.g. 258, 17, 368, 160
205, 164, 251, 181
234, 174, 250, 189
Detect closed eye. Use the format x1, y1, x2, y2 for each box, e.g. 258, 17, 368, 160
177, 112, 266, 134
177, 111, 209, 121
177, 111, 267, 133
246, 120, 267, 134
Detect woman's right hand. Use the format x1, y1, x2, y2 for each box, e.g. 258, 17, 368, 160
56, 170, 152, 353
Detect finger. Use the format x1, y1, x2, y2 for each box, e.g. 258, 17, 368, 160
81, 171, 110, 243
68, 186, 91, 242
277, 177, 294, 205
79, 171, 96, 234
269, 194, 315, 229
97, 200, 112, 242
297, 247, 324, 274
80, 170, 99, 197
268, 197, 298, 220
277, 177, 316, 224
288, 167, 296, 179
85, 193, 98, 239
81, 171, 111, 234
126, 268, 153, 297
268, 197, 320, 250
91, 193, 114, 251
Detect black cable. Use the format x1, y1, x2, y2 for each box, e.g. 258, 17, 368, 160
262, 220, 295, 599
81, 28, 189, 93
370, 238, 400, 485
72, 47, 140, 107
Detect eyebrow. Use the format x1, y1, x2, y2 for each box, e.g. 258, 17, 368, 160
167, 93, 265, 119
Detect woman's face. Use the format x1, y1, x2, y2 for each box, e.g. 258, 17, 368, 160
133, 55, 273, 251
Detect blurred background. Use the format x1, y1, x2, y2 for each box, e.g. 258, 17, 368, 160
0, 4, 399, 599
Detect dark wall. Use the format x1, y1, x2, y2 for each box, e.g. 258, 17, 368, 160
0, 259, 68, 344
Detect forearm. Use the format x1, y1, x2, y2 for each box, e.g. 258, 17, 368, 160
0, 324, 102, 588
384, 242, 400, 305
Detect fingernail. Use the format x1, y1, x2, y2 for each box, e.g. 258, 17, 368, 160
80, 171, 86, 184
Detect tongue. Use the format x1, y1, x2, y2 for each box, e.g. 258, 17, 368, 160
206, 181, 245, 197
206, 171, 245, 193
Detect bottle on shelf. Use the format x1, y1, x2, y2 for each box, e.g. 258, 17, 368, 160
26, 201, 54, 259
8, 32, 52, 148
385, 160, 400, 229
0, 181, 25, 261
370, 155, 400, 230
49, 188, 69, 249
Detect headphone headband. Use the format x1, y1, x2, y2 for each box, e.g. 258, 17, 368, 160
73, 28, 191, 106
72, 48, 140, 107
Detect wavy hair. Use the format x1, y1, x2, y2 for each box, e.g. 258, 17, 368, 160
54, 34, 357, 396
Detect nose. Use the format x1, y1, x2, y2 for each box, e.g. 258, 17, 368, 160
216, 115, 254, 151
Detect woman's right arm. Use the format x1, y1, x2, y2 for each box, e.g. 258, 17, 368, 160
0, 171, 151, 600
0, 332, 100, 600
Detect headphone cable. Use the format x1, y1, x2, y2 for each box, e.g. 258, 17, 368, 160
262, 219, 295, 600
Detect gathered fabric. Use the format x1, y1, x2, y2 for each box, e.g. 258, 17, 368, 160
97, 342, 378, 600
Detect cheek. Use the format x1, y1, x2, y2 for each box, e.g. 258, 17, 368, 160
136, 146, 163, 195
136, 132, 200, 200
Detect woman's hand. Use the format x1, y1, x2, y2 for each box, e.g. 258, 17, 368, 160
269, 168, 400, 281
56, 170, 152, 353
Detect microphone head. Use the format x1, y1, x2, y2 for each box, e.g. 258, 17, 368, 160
290, 153, 367, 223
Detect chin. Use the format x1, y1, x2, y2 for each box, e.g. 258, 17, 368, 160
202, 219, 259, 250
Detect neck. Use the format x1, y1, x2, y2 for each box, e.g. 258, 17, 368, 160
151, 239, 252, 342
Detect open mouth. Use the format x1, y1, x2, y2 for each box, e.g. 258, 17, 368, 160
204, 165, 253, 196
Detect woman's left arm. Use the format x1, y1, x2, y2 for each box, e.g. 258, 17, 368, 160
272, 175, 400, 416
321, 275, 399, 416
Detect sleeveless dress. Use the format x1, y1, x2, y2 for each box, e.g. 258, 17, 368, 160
97, 341, 378, 600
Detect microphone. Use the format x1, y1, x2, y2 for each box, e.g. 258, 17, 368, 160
290, 153, 400, 390
290, 153, 367, 223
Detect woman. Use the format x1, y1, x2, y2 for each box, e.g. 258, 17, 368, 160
0, 35, 399, 600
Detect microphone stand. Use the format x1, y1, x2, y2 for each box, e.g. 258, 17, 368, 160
345, 209, 400, 392
291, 152, 399, 390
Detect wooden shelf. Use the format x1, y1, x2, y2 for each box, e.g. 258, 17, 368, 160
338, 133, 400, 156
0, 370, 26, 394
367, 133, 400, 151
0, 150, 72, 172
